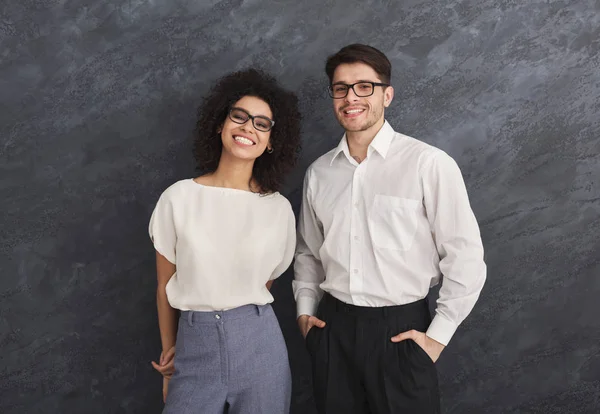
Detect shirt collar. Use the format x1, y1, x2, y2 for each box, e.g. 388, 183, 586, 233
330, 120, 395, 166
330, 135, 350, 165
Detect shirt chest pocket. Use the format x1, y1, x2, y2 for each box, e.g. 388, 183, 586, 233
369, 195, 421, 251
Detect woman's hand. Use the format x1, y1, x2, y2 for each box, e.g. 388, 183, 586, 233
151, 345, 175, 378
162, 376, 170, 403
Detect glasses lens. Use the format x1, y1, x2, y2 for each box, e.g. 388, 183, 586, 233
253, 117, 272, 132
331, 84, 349, 98
230, 108, 249, 124
354, 82, 374, 97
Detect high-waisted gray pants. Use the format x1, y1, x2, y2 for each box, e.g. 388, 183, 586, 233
163, 303, 291, 414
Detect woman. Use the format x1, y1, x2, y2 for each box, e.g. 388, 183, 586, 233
148, 68, 301, 413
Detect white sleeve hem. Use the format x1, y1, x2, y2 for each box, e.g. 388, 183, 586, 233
296, 295, 319, 318
426, 314, 458, 346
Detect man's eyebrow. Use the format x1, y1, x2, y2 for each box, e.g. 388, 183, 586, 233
331, 80, 376, 85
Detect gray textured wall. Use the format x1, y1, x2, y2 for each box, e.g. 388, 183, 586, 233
1, 0, 599, 413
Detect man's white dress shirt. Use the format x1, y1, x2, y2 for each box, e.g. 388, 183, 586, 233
293, 120, 486, 345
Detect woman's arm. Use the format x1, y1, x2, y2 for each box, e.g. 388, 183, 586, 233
151, 252, 178, 378
156, 251, 177, 352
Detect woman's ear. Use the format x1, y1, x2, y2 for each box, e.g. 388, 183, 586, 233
216, 120, 225, 134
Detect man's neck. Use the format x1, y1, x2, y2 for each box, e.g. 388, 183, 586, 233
346, 118, 385, 163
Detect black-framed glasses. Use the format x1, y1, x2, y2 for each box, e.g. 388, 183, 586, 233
228, 107, 275, 132
328, 81, 390, 99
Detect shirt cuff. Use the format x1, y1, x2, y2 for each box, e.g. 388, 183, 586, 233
296, 295, 319, 319
426, 314, 458, 346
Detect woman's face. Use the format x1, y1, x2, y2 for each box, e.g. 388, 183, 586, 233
220, 96, 273, 162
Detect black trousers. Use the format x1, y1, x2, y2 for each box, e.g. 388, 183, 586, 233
305, 293, 440, 414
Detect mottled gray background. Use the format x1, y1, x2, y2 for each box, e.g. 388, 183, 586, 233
1, 0, 599, 413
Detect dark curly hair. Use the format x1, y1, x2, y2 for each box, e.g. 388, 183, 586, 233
193, 68, 302, 194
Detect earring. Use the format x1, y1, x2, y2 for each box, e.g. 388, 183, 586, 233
267, 147, 273, 154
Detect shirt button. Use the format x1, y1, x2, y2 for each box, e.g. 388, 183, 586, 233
215, 314, 221, 320
353, 269, 358, 274
354, 236, 359, 241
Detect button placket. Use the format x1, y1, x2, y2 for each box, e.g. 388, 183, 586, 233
349, 162, 366, 300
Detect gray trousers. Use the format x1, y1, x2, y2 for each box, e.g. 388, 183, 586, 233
163, 303, 291, 414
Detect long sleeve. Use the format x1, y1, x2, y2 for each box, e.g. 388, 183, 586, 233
292, 168, 326, 317
421, 151, 487, 346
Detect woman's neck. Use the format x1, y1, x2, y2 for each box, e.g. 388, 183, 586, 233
206, 153, 257, 191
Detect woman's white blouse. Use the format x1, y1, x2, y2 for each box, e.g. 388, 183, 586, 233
149, 179, 296, 311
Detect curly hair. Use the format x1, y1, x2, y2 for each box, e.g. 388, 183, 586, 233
193, 68, 302, 194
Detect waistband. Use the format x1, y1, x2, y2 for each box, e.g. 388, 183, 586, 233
321, 292, 429, 319
180, 303, 271, 325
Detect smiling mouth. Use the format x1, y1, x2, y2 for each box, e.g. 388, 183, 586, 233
233, 135, 255, 146
343, 108, 366, 116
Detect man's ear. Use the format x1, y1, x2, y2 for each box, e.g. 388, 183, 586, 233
384, 86, 394, 108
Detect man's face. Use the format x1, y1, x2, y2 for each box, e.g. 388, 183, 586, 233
331, 62, 393, 134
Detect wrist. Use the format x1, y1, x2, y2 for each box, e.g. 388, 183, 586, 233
160, 340, 176, 352
426, 334, 445, 350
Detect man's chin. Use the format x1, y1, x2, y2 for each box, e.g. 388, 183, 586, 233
341, 122, 370, 132
337, 118, 364, 131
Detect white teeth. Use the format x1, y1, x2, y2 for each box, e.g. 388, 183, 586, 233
234, 136, 254, 145
345, 109, 364, 114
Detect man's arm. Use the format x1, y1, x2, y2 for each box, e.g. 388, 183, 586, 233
422, 151, 487, 346
292, 168, 327, 334
392, 151, 486, 360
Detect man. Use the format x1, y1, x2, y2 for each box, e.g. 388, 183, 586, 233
293, 44, 487, 413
